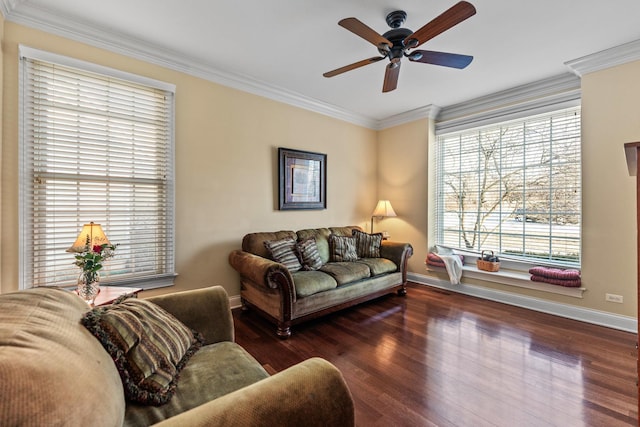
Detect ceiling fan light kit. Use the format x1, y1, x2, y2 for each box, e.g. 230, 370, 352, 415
323, 1, 476, 93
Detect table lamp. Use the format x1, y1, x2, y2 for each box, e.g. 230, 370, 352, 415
371, 200, 396, 233
67, 222, 111, 253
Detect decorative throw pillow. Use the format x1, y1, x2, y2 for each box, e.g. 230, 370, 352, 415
352, 229, 383, 258
81, 297, 203, 406
297, 237, 323, 270
329, 234, 358, 262
264, 237, 303, 272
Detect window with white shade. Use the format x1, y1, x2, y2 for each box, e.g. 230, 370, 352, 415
435, 106, 581, 266
19, 47, 175, 289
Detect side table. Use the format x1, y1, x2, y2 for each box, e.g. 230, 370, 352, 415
92, 285, 142, 306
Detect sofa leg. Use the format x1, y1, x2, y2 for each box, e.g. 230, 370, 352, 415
277, 324, 291, 339
397, 286, 407, 296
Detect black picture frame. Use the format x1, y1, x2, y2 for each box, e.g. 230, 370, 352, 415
278, 148, 327, 210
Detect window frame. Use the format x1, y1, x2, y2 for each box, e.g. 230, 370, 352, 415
433, 99, 582, 273
18, 46, 177, 290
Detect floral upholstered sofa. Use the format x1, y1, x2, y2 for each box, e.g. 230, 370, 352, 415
229, 225, 413, 338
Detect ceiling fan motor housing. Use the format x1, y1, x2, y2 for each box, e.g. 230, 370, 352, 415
379, 27, 413, 60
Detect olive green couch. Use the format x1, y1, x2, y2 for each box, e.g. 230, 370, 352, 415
229, 226, 413, 338
0, 285, 354, 426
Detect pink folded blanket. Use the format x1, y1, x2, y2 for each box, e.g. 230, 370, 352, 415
530, 275, 582, 287
528, 266, 580, 280
425, 252, 464, 268
426, 259, 446, 268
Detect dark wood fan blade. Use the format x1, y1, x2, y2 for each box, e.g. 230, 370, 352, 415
404, 1, 476, 48
323, 56, 386, 78
408, 50, 473, 69
339, 17, 392, 48
382, 62, 400, 93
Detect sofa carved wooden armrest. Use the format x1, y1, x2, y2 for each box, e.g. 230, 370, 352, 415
228, 250, 296, 293
229, 225, 413, 338
0, 285, 354, 426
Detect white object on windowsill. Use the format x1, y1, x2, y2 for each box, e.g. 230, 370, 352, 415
434, 245, 463, 285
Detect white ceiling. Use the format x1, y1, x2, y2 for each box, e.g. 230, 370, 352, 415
3, 0, 640, 128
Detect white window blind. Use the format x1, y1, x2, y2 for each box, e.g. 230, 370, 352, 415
435, 107, 581, 266
19, 47, 175, 289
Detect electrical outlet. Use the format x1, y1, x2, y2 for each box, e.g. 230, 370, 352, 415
605, 293, 624, 303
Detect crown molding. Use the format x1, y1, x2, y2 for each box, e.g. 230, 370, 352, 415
435, 73, 581, 133
0, 0, 15, 17
565, 38, 640, 77
3, 1, 379, 129
375, 104, 441, 130
4, 1, 636, 132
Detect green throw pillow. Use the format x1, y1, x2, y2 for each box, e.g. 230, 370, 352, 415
329, 234, 358, 262
352, 229, 383, 258
264, 237, 303, 272
81, 297, 203, 406
297, 237, 324, 270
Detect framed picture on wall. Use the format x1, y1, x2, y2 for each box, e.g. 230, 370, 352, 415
278, 148, 326, 210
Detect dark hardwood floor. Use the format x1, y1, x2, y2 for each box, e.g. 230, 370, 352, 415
233, 282, 638, 426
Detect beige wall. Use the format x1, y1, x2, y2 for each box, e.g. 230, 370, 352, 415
0, 22, 378, 296
580, 60, 640, 316
381, 60, 640, 317
377, 118, 432, 274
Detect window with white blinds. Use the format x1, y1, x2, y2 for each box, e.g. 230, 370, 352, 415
19, 47, 176, 289
435, 106, 581, 266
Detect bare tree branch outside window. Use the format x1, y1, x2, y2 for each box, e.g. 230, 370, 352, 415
437, 107, 581, 264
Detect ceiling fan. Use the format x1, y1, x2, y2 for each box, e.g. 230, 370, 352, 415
323, 1, 476, 93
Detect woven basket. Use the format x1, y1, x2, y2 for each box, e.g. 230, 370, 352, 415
477, 250, 500, 272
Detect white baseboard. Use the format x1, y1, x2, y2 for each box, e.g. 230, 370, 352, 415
229, 294, 242, 310
408, 272, 637, 333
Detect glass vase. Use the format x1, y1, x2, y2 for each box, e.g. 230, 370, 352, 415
77, 271, 100, 305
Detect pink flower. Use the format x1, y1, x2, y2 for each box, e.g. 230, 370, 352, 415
92, 245, 103, 254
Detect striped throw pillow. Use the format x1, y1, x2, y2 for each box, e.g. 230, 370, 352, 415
352, 229, 383, 258
297, 237, 323, 270
329, 234, 358, 262
264, 237, 303, 272
81, 298, 203, 405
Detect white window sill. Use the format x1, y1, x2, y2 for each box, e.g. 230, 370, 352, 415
426, 264, 586, 298
104, 273, 177, 290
